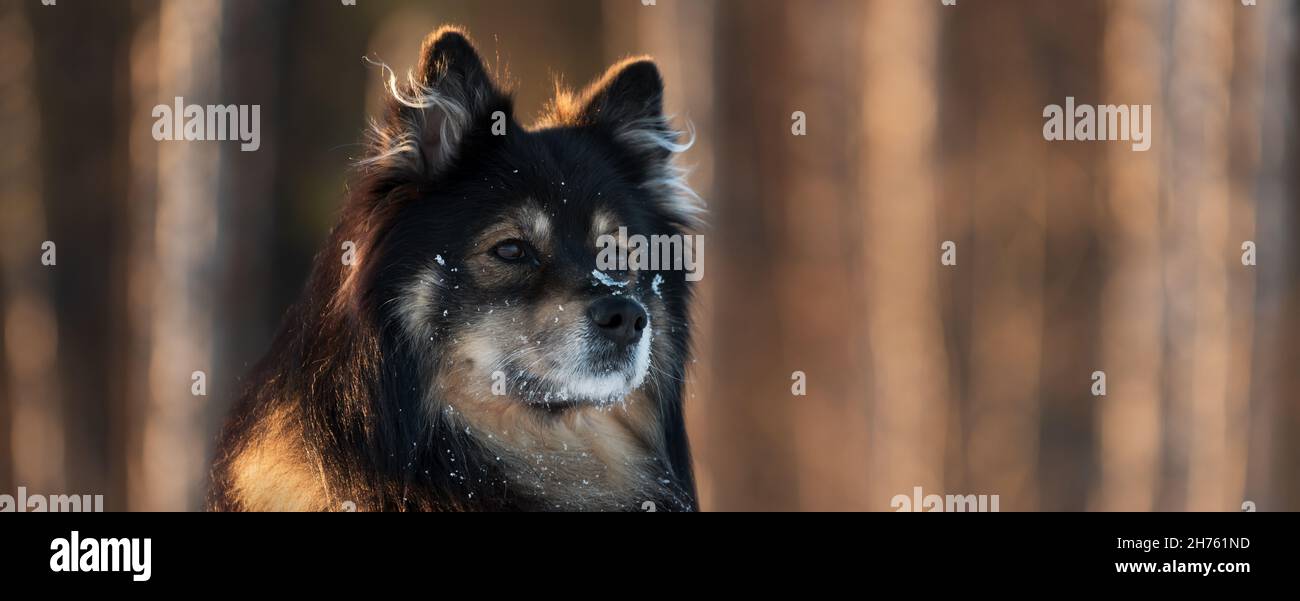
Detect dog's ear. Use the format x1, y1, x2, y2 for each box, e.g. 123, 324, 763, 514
575, 58, 678, 166
558, 58, 702, 228
368, 27, 510, 177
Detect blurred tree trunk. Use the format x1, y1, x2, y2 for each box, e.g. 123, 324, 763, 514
862, 0, 947, 510
132, 0, 224, 511
1164, 0, 1236, 511
1286, 2, 1300, 511
124, 0, 160, 511
1261, 2, 1300, 511
702, 0, 830, 510
26, 0, 134, 508
1095, 0, 1167, 512
771, 0, 872, 511
0, 1, 61, 496
943, 0, 1050, 511
1223, 1, 1270, 513
1232, 0, 1300, 513
1032, 1, 1107, 512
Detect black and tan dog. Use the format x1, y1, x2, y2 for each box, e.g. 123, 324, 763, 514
208, 27, 701, 511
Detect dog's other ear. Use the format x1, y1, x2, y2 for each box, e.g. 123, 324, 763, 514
576, 58, 679, 165
556, 57, 702, 228
369, 27, 510, 177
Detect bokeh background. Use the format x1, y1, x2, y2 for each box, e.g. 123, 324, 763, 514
1, 0, 1297, 511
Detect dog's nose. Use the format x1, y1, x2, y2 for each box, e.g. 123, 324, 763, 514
587, 297, 648, 347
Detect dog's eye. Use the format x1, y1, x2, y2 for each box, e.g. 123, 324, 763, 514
493, 240, 530, 262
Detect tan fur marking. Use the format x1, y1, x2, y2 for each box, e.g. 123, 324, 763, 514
229, 405, 331, 511
470, 201, 552, 256
591, 208, 619, 246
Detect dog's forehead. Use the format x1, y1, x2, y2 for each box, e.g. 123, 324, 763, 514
520, 128, 636, 201
478, 135, 643, 245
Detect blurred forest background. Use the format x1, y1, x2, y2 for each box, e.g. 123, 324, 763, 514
0, 0, 1297, 511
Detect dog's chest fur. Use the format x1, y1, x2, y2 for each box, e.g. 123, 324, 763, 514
225, 386, 675, 511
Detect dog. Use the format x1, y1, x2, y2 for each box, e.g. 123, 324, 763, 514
207, 27, 702, 511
